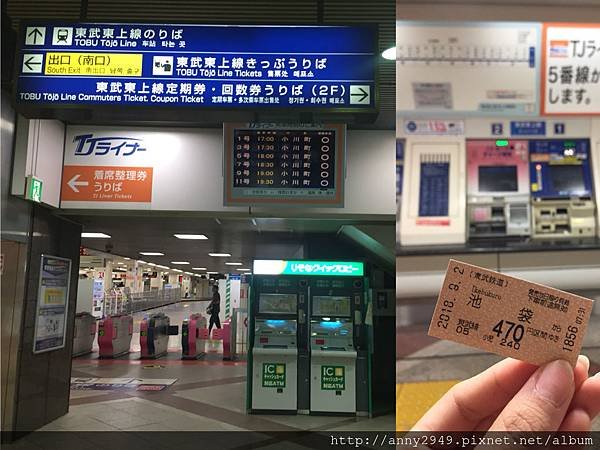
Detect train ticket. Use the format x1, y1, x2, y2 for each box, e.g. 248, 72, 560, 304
428, 259, 594, 367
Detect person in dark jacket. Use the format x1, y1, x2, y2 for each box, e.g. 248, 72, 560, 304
208, 284, 221, 334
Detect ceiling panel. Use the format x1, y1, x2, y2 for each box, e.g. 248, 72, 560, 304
74, 214, 385, 274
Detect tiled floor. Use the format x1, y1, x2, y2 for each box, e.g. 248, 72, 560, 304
396, 310, 600, 431
37, 301, 392, 439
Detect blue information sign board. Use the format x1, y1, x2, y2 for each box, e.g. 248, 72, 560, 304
16, 23, 377, 111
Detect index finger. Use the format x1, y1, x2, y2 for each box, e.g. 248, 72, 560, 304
411, 357, 538, 431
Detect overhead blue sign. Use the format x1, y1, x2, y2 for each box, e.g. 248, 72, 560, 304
510, 121, 546, 136
16, 23, 377, 111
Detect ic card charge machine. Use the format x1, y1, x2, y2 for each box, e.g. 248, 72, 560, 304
309, 277, 366, 415
248, 275, 309, 413
466, 140, 530, 238
529, 139, 596, 238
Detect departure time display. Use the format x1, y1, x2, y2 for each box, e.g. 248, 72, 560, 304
224, 124, 345, 206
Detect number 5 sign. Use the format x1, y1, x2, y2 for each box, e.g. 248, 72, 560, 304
542, 23, 600, 115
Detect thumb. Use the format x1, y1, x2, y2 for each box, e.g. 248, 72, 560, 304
489, 359, 575, 432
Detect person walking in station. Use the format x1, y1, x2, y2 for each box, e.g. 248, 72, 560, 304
207, 284, 222, 335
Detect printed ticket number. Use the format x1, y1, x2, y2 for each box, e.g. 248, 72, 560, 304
429, 260, 593, 367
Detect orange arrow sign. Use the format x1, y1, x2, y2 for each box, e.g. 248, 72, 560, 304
61, 165, 153, 203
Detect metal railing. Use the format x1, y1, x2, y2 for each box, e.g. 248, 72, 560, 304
102, 287, 182, 316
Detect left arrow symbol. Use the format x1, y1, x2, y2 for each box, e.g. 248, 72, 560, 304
23, 56, 41, 71
67, 174, 89, 193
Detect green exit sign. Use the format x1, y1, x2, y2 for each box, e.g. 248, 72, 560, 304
25, 175, 43, 203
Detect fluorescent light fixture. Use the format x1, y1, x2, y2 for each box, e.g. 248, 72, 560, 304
208, 253, 231, 257
81, 232, 111, 238
174, 234, 208, 240
140, 252, 164, 256
192, 267, 207, 270
185, 272, 193, 275
123, 257, 131, 260
171, 261, 190, 265
147, 263, 156, 266
225, 262, 243, 266
137, 260, 147, 264
381, 46, 395, 60
117, 262, 125, 265
236, 268, 251, 271
173, 269, 183, 273
206, 271, 218, 274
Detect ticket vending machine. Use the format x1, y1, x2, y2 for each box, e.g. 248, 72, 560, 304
529, 139, 596, 238
309, 274, 367, 415
399, 137, 466, 245
247, 262, 309, 413
592, 122, 600, 237
466, 140, 531, 239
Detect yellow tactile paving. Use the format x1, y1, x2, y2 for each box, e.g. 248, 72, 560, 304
396, 380, 459, 431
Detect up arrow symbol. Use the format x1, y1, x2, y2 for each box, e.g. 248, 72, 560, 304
27, 28, 44, 44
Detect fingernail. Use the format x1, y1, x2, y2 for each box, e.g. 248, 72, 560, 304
578, 355, 590, 375
535, 360, 574, 407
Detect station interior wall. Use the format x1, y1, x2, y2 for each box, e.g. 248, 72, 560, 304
2, 90, 83, 434
12, 123, 396, 218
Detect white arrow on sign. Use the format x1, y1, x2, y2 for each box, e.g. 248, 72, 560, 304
67, 174, 89, 193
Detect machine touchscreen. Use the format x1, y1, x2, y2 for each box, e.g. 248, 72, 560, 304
258, 293, 297, 314
312, 296, 351, 317
478, 166, 518, 192
549, 165, 586, 194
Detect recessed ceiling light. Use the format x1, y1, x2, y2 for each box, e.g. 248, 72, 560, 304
81, 232, 111, 238
236, 268, 251, 271
208, 253, 231, 257
140, 252, 164, 256
382, 46, 395, 60
174, 234, 208, 240
192, 267, 207, 270
225, 262, 243, 266
171, 261, 190, 265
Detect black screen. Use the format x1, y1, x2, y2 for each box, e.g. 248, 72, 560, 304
478, 166, 518, 192
549, 165, 586, 193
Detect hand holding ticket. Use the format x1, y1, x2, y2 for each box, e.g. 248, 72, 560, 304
428, 259, 594, 367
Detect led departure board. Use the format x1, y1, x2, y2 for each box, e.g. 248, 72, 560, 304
224, 123, 345, 206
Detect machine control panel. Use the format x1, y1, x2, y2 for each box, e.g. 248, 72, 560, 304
529, 139, 593, 199
467, 139, 530, 238
310, 319, 354, 351
255, 318, 297, 349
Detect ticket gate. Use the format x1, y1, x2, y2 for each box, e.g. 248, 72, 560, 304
140, 313, 179, 359
467, 140, 531, 239
222, 320, 233, 360
181, 313, 207, 360
98, 314, 133, 358
72, 312, 96, 357
529, 139, 596, 238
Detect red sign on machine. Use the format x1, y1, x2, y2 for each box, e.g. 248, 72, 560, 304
61, 165, 153, 202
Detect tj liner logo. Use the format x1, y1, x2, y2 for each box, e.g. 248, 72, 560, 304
73, 134, 147, 156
